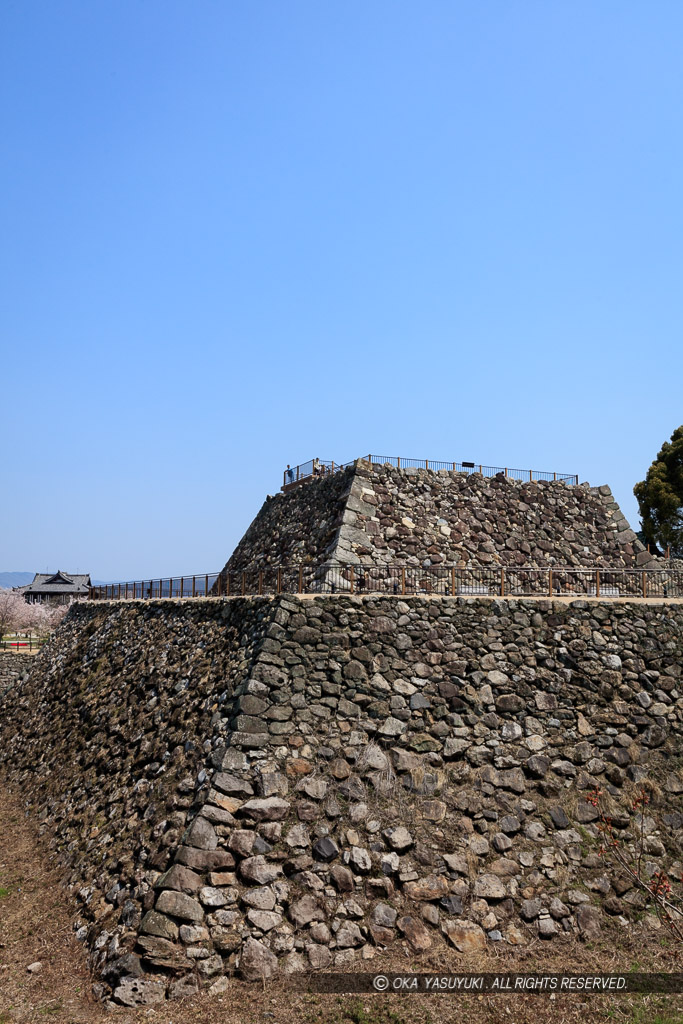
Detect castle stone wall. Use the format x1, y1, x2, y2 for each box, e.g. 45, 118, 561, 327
225, 467, 354, 570
1, 595, 681, 1005
336, 462, 654, 569
0, 653, 34, 691
219, 462, 658, 578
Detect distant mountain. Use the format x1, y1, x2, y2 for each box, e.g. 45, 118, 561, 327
0, 572, 34, 588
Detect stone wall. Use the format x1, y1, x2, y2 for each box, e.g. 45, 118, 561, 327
0, 653, 34, 692
335, 462, 656, 569
219, 461, 659, 577
1, 595, 682, 1006
225, 467, 354, 570
0, 599, 273, 1002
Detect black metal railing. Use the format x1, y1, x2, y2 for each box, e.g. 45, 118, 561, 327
89, 564, 682, 601
0, 636, 48, 651
282, 460, 340, 488
282, 455, 579, 490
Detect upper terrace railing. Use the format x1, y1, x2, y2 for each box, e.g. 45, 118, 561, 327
282, 455, 579, 490
90, 564, 683, 602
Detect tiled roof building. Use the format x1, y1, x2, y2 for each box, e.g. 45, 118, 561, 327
18, 570, 91, 604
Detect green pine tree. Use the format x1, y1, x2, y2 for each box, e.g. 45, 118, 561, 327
634, 425, 683, 557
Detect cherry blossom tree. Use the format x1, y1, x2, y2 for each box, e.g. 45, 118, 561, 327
0, 588, 31, 636
0, 588, 70, 639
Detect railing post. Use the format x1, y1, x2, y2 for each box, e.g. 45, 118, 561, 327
349, 565, 355, 594
452, 462, 455, 471
169, 577, 173, 599
529, 470, 532, 481
180, 577, 184, 599
548, 569, 553, 597
500, 567, 505, 597
425, 459, 429, 470
298, 566, 303, 593
192, 575, 196, 597
479, 464, 482, 474
553, 472, 557, 481
205, 574, 208, 597
277, 568, 282, 594
642, 570, 647, 599
451, 566, 456, 596
397, 457, 401, 468
596, 569, 600, 598
504, 468, 508, 478
401, 566, 406, 595
242, 572, 246, 596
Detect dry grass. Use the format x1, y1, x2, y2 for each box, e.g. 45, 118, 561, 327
0, 781, 682, 1024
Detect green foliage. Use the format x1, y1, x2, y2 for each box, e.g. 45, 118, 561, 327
623, 1002, 683, 1024
342, 1000, 407, 1024
634, 425, 683, 556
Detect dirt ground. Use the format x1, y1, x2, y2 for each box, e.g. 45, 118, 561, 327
1, 783, 681, 1024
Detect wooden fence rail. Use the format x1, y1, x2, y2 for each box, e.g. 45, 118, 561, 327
89, 564, 682, 602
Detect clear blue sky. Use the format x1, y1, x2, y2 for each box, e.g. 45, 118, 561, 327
2, 2, 682, 580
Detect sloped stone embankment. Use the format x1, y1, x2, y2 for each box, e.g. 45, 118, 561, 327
1, 596, 681, 1006
221, 461, 659, 574
0, 652, 34, 692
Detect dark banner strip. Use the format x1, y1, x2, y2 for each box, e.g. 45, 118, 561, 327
290, 973, 683, 995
